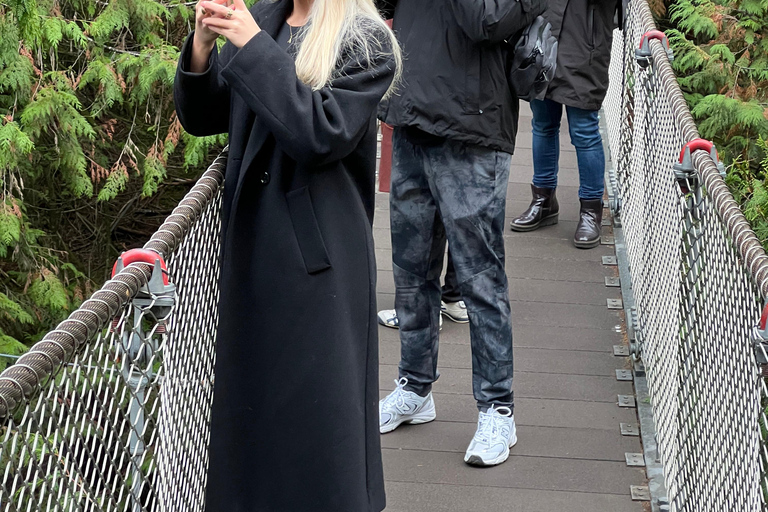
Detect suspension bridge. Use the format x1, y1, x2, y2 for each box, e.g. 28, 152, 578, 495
0, 0, 766, 510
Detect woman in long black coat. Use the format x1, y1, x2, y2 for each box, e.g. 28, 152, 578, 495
173, 0, 399, 510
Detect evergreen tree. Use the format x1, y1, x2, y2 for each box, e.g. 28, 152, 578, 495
660, 0, 768, 244
0, 0, 230, 360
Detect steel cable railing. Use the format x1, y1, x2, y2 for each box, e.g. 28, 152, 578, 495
0, 150, 226, 511
604, 0, 768, 510
4, 0, 768, 508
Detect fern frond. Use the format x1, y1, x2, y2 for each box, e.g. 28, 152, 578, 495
28, 269, 69, 313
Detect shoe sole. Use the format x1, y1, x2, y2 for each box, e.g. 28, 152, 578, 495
573, 237, 600, 249
509, 214, 559, 233
441, 310, 469, 324
380, 410, 437, 434
377, 318, 399, 329
378, 319, 443, 330
464, 433, 518, 467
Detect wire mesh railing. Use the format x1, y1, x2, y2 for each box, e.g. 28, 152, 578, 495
604, 0, 768, 510
5, 1, 768, 509
0, 150, 226, 511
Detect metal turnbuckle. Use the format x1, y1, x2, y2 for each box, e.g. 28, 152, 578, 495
635, 30, 674, 68
111, 248, 177, 512
673, 139, 725, 195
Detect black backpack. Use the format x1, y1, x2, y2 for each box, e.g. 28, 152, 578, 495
505, 15, 559, 102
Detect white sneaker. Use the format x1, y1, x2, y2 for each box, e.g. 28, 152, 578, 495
464, 405, 517, 466
441, 300, 469, 323
379, 377, 437, 433
377, 310, 443, 330
377, 309, 399, 329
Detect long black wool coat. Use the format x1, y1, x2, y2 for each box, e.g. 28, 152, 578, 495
544, 0, 620, 110
173, 1, 395, 510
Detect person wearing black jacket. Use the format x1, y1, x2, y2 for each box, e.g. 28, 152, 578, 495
377, 0, 543, 467
174, 0, 399, 510
510, 0, 622, 248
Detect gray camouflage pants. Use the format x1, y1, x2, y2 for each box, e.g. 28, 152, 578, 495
390, 127, 515, 411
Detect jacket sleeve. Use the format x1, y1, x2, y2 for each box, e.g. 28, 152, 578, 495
219, 30, 395, 166
173, 33, 236, 137
448, 0, 547, 43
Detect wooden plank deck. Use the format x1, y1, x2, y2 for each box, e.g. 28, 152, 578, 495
375, 104, 647, 511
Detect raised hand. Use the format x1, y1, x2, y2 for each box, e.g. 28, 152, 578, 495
194, 0, 229, 48
200, 0, 261, 48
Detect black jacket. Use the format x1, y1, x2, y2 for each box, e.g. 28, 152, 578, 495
378, 0, 545, 154
173, 0, 394, 510
544, 0, 621, 110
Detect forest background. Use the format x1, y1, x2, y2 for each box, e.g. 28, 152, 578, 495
0, 0, 244, 361
0, 0, 766, 358
656, 0, 768, 242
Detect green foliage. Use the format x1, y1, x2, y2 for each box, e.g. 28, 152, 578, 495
28, 269, 69, 313
0, 0, 229, 355
0, 335, 27, 371
0, 208, 22, 255
664, 0, 768, 246
97, 161, 130, 201
726, 137, 768, 245
669, 0, 719, 39
182, 132, 229, 170
78, 58, 125, 114
0, 292, 34, 325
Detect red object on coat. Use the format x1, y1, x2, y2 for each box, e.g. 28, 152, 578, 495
379, 122, 393, 193
378, 18, 394, 194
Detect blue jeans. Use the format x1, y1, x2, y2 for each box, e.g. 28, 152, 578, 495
530, 99, 605, 200
389, 128, 514, 411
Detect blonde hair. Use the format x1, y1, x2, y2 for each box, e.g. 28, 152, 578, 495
291, 0, 401, 98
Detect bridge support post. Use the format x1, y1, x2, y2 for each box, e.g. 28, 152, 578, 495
114, 250, 176, 512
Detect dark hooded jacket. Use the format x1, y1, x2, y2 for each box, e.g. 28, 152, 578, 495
544, 0, 622, 110
378, 0, 546, 154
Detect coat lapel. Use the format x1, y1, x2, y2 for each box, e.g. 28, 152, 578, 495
224, 0, 293, 246
231, 0, 293, 202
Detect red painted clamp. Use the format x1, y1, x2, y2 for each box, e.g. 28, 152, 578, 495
635, 30, 674, 67
112, 248, 169, 285
673, 139, 725, 176
759, 303, 768, 333
753, 303, 768, 370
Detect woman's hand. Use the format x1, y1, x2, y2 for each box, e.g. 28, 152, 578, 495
200, 0, 261, 49
189, 0, 228, 72
194, 0, 227, 48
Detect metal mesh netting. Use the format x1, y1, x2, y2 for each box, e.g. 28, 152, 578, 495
0, 152, 226, 511
604, 0, 768, 510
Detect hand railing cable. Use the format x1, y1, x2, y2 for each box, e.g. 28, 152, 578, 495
4, 0, 768, 508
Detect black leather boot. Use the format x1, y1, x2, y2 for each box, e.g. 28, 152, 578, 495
573, 199, 603, 249
510, 184, 559, 232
